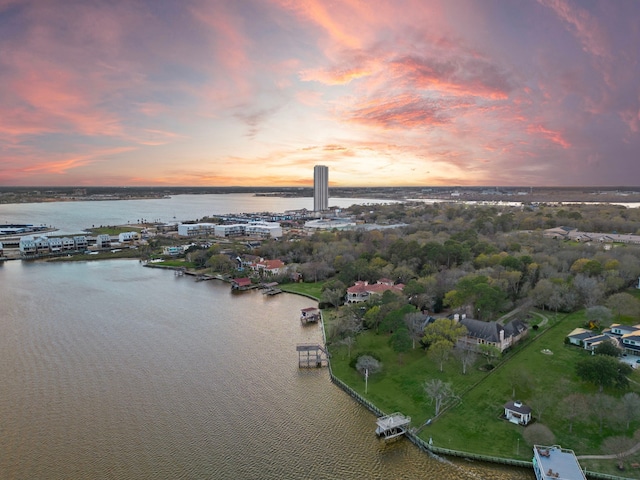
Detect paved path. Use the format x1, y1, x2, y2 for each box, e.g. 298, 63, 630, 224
576, 440, 640, 460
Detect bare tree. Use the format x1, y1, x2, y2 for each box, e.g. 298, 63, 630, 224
601, 436, 635, 470
404, 311, 426, 349
530, 392, 554, 422
453, 347, 478, 375
340, 336, 355, 359
321, 287, 345, 309
507, 369, 533, 399
558, 393, 589, 433
591, 393, 617, 433
621, 392, 640, 430
423, 379, 459, 416
523, 424, 555, 447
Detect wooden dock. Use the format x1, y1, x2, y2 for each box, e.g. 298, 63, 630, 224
296, 344, 328, 368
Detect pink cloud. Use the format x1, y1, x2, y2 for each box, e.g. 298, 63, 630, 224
526, 124, 571, 149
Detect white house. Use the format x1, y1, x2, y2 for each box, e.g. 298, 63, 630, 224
19, 236, 37, 256
48, 237, 62, 252
178, 223, 217, 237
504, 401, 532, 425
118, 231, 139, 243
61, 237, 76, 251
96, 234, 111, 249
74, 236, 88, 250
34, 236, 50, 253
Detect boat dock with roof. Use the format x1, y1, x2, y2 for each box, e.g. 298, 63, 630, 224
533, 445, 586, 480
375, 413, 411, 440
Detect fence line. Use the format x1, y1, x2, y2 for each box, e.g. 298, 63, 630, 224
318, 313, 631, 480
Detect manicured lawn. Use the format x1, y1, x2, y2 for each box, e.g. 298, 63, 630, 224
326, 308, 640, 470
279, 281, 323, 300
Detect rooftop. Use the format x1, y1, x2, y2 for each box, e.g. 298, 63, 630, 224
533, 445, 586, 480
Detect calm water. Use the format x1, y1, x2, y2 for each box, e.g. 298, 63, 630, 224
0, 197, 534, 479
0, 194, 396, 235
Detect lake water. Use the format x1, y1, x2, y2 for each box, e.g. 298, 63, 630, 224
0, 197, 534, 479
0, 194, 396, 235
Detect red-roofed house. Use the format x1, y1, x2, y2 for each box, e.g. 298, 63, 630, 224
251, 258, 286, 275
346, 280, 405, 303
231, 278, 253, 290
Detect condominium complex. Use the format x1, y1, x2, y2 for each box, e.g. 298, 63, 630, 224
313, 165, 329, 212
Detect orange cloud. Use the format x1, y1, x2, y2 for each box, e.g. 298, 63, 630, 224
527, 124, 571, 149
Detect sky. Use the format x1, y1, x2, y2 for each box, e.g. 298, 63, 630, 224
1, 0, 639, 188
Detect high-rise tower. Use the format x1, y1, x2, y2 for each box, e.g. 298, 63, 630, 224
313, 165, 329, 212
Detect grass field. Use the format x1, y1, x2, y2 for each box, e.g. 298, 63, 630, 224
325, 304, 640, 477
279, 282, 323, 300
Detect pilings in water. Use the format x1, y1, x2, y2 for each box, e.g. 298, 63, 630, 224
296, 344, 328, 368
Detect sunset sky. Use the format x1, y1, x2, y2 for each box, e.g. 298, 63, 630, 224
1, 0, 639, 187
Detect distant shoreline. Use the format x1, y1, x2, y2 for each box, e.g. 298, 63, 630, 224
2, 186, 640, 205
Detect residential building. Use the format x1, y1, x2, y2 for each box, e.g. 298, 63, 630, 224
118, 231, 139, 243
19, 236, 37, 256
74, 236, 88, 251
314, 165, 329, 212
566, 323, 640, 356
212, 222, 282, 239
96, 234, 112, 249
244, 222, 282, 239
61, 237, 76, 251
34, 236, 50, 254
251, 258, 285, 276
178, 223, 217, 236
345, 279, 405, 303
455, 315, 528, 353
48, 237, 62, 252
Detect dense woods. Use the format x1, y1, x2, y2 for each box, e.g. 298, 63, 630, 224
247, 202, 640, 322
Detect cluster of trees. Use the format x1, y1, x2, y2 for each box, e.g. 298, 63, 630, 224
177, 203, 640, 327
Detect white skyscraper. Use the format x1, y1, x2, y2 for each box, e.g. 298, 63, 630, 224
313, 165, 329, 212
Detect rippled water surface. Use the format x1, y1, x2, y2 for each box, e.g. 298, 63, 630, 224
0, 260, 533, 479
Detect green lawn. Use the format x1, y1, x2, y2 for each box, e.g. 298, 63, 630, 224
279, 281, 323, 300
326, 308, 640, 475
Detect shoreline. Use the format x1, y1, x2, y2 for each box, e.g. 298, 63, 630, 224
6, 257, 634, 479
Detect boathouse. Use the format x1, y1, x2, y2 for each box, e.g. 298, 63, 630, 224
231, 277, 253, 290
296, 344, 328, 368
532, 445, 586, 480
375, 413, 411, 440
300, 307, 321, 324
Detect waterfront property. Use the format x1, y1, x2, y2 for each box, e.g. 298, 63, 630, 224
231, 277, 253, 290
455, 314, 529, 353
300, 307, 321, 324
296, 343, 328, 368
532, 445, 586, 480
375, 413, 411, 440
19, 235, 89, 257
345, 279, 405, 303
175, 221, 283, 239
